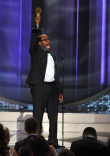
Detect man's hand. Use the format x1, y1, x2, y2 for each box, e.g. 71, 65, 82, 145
59, 94, 63, 104
35, 16, 41, 23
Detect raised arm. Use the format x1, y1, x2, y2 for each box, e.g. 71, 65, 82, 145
29, 16, 42, 54
29, 30, 39, 54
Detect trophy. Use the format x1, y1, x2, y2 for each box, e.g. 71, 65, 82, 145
35, 7, 42, 29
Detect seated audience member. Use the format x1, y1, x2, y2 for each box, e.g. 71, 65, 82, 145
58, 149, 75, 156
106, 136, 110, 155
18, 145, 32, 156
3, 127, 10, 145
14, 117, 40, 153
27, 135, 57, 156
70, 127, 108, 156
0, 123, 17, 156
3, 127, 17, 156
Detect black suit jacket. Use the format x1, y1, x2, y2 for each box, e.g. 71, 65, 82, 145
14, 135, 33, 153
70, 137, 108, 156
14, 134, 52, 154
26, 29, 62, 94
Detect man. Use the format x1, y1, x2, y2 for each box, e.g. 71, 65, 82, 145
26, 17, 63, 148
70, 127, 108, 156
14, 117, 39, 153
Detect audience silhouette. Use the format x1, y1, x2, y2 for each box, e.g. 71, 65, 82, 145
1, 119, 110, 156
27, 135, 57, 156
18, 145, 32, 156
14, 117, 40, 153
70, 127, 108, 156
58, 149, 75, 156
0, 124, 17, 156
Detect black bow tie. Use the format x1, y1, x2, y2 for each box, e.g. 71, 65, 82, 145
46, 50, 50, 53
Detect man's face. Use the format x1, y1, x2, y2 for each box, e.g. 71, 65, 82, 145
39, 35, 50, 51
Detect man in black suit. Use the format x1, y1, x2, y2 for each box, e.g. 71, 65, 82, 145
14, 118, 39, 153
70, 127, 108, 156
26, 17, 63, 148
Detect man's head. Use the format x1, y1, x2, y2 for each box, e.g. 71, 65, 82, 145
83, 127, 97, 139
18, 145, 32, 156
24, 118, 39, 135
38, 34, 50, 51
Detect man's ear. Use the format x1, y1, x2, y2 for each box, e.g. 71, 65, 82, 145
95, 136, 97, 140
83, 134, 86, 138
24, 128, 28, 133
38, 42, 41, 46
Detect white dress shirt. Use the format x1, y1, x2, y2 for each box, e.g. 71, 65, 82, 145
44, 53, 55, 82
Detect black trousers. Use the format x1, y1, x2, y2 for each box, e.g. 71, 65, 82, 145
32, 82, 59, 146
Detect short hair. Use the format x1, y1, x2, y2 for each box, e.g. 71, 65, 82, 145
38, 34, 47, 42
59, 149, 75, 156
3, 127, 10, 138
18, 145, 32, 156
83, 127, 97, 138
24, 118, 38, 133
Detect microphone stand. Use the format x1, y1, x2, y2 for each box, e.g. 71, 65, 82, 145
61, 55, 64, 148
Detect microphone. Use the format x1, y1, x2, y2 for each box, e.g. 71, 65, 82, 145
61, 55, 64, 61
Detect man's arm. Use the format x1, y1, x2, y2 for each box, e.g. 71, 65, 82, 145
29, 30, 39, 54
29, 16, 41, 54
53, 56, 63, 104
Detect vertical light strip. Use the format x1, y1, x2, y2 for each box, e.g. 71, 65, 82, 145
101, 0, 106, 86
29, 0, 32, 69
70, 0, 73, 61
18, 0, 22, 86
70, 0, 74, 77
88, 0, 91, 96
75, 0, 79, 101
108, 1, 110, 85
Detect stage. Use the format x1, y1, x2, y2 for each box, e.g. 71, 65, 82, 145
1, 112, 110, 149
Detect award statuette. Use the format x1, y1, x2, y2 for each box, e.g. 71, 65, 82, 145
35, 7, 42, 29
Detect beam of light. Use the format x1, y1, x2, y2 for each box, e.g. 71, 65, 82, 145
101, 0, 106, 86
108, 0, 110, 85
88, 0, 92, 96
18, 0, 22, 87
75, 0, 79, 101
70, 0, 74, 67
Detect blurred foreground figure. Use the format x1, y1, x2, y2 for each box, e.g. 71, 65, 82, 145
27, 135, 57, 156
0, 124, 17, 156
18, 145, 32, 156
58, 149, 75, 156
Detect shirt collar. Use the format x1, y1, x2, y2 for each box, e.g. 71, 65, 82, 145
28, 133, 38, 136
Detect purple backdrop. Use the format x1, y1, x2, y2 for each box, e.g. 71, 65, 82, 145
0, 0, 110, 104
